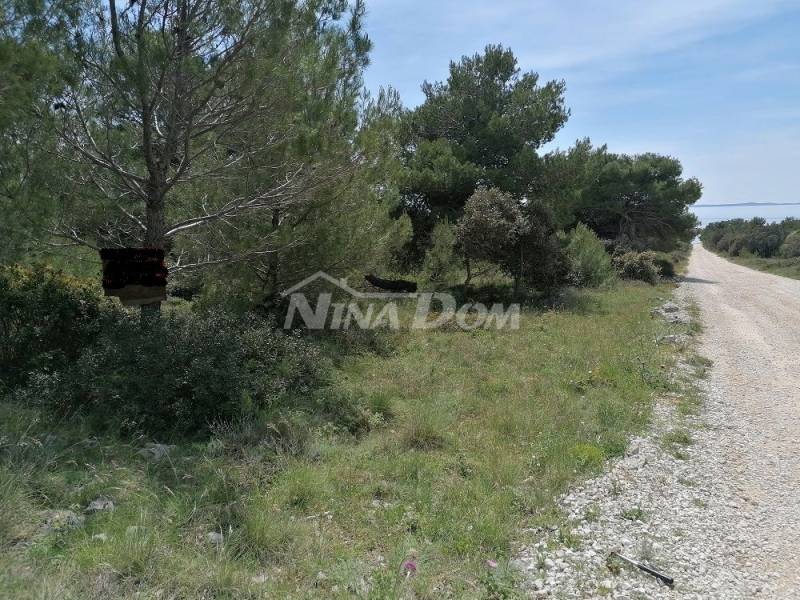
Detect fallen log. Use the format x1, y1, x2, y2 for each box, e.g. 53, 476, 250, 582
364, 273, 418, 293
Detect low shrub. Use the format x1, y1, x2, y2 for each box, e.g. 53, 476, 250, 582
564, 224, 616, 287
570, 443, 605, 470
669, 241, 691, 265
455, 187, 567, 293
1, 265, 377, 439
612, 251, 661, 284
669, 249, 687, 265
449, 280, 516, 306
701, 217, 800, 258
421, 220, 460, 288
14, 311, 333, 438
651, 253, 676, 278
604, 239, 633, 258
780, 231, 800, 258
402, 412, 448, 450
727, 236, 746, 256
0, 264, 115, 387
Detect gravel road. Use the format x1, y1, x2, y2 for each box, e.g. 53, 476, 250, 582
516, 244, 800, 598
685, 243, 800, 596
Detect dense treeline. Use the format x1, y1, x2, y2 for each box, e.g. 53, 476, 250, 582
701, 218, 800, 258
1, 0, 702, 437
395, 46, 701, 289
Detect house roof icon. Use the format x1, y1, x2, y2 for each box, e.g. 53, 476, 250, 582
281, 271, 417, 299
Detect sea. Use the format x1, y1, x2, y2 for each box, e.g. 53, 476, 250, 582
691, 204, 800, 227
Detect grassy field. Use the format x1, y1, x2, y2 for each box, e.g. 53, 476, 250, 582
716, 252, 800, 281
0, 282, 689, 598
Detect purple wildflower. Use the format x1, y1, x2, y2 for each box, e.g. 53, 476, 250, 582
402, 560, 417, 576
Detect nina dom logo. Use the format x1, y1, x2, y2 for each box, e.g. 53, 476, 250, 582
281, 272, 520, 331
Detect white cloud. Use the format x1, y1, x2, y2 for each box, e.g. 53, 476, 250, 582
494, 0, 794, 74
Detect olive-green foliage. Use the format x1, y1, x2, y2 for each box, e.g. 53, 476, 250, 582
612, 251, 661, 285
211, 87, 409, 303
539, 141, 701, 251
573, 152, 701, 250
455, 187, 566, 292
701, 217, 800, 258
421, 221, 460, 287
651, 253, 677, 278
16, 311, 329, 438
0, 265, 113, 387
456, 188, 527, 265
397, 44, 568, 261
1, 265, 352, 438
669, 241, 692, 265
564, 223, 615, 287
0, 7, 76, 263
780, 230, 800, 258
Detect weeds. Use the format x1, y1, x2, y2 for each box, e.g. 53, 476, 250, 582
662, 429, 693, 447
0, 282, 679, 597
621, 507, 648, 522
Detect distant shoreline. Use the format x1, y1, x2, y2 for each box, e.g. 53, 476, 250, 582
694, 202, 800, 207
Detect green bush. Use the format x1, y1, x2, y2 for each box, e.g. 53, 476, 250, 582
612, 251, 660, 284
455, 187, 566, 293
15, 311, 331, 438
727, 236, 746, 256
780, 231, 800, 258
421, 220, 460, 287
1, 266, 374, 439
564, 223, 615, 287
701, 217, 800, 258
652, 253, 676, 278
0, 264, 115, 388
668, 241, 691, 265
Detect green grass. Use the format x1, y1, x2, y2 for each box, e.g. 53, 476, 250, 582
716, 251, 800, 280
662, 428, 693, 448
0, 281, 688, 598
621, 507, 647, 522
662, 428, 694, 460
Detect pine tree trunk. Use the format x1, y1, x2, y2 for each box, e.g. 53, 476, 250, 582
141, 197, 166, 315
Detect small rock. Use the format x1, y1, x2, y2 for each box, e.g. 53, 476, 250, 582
137, 443, 175, 462
42, 510, 85, 532
251, 573, 268, 584
85, 498, 115, 514
91, 533, 108, 542
206, 531, 224, 544
626, 440, 642, 457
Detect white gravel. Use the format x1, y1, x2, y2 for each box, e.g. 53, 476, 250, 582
515, 244, 800, 598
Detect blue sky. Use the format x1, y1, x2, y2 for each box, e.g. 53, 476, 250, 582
362, 0, 800, 205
